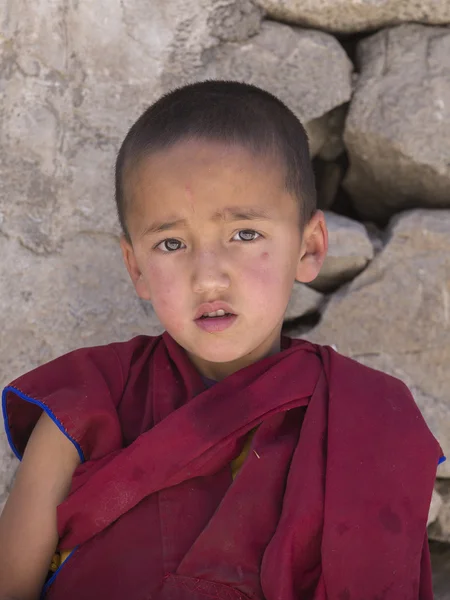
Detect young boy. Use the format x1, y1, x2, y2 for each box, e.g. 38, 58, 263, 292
0, 81, 444, 600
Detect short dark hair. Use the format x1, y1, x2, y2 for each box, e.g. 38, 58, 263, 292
115, 80, 316, 241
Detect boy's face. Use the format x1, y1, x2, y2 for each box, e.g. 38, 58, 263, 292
121, 139, 327, 380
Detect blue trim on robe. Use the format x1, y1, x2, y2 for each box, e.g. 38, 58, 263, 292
1, 385, 85, 463
41, 547, 78, 599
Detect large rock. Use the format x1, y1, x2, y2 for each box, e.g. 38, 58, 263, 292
201, 21, 353, 156
302, 210, 450, 476
344, 25, 450, 222
0, 234, 163, 389
0, 0, 263, 254
310, 212, 374, 293
255, 0, 450, 34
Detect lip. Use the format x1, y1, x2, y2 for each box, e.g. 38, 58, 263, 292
194, 301, 236, 320
195, 314, 238, 333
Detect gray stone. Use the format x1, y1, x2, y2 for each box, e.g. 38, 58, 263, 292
363, 222, 385, 255
344, 25, 450, 222
207, 0, 263, 42
429, 488, 444, 527
160, 0, 263, 88
430, 540, 450, 600
429, 481, 450, 543
304, 104, 348, 160
0, 0, 263, 254
254, 0, 450, 34
315, 161, 345, 210
285, 283, 324, 321
304, 116, 330, 159
317, 104, 348, 162
302, 210, 450, 476
0, 234, 163, 390
310, 212, 374, 293
201, 21, 353, 154
0, 449, 17, 515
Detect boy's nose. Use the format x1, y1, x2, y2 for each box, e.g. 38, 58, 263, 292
192, 250, 231, 294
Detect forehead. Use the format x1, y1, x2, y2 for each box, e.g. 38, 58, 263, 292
126, 139, 296, 231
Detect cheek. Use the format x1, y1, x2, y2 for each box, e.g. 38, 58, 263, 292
241, 251, 284, 292
144, 263, 184, 312
240, 249, 295, 307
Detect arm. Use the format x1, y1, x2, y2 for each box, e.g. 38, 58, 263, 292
0, 412, 80, 600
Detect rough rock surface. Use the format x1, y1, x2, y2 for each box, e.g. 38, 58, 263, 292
0, 2, 352, 256
0, 0, 263, 254
255, 0, 450, 34
201, 21, 353, 155
316, 104, 348, 162
344, 25, 450, 222
304, 104, 348, 161
315, 161, 343, 210
0, 234, 163, 389
309, 212, 374, 293
429, 488, 444, 527
431, 541, 450, 600
303, 210, 450, 476
0, 451, 16, 514
315, 161, 340, 210
285, 283, 324, 321
429, 480, 450, 543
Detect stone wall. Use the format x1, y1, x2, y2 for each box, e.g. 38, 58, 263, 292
1, 0, 449, 594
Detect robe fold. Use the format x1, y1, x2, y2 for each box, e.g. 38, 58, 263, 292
2, 332, 444, 600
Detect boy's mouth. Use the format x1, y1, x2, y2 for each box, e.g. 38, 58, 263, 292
195, 312, 237, 333
194, 302, 237, 332
194, 301, 235, 319
199, 309, 232, 319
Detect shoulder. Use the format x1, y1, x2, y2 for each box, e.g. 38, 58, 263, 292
2, 335, 164, 462
294, 338, 444, 465
6, 334, 163, 399
289, 336, 423, 419
290, 336, 410, 391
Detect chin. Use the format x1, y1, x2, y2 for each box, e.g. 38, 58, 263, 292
197, 345, 245, 364
190, 338, 250, 364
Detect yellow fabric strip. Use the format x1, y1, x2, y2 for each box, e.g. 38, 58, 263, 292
50, 549, 72, 572
230, 428, 257, 480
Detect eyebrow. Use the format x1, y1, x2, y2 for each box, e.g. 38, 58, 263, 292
142, 207, 271, 236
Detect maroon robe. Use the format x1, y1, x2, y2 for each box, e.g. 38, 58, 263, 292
2, 333, 444, 600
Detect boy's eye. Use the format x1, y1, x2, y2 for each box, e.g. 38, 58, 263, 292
157, 239, 185, 252
233, 229, 261, 242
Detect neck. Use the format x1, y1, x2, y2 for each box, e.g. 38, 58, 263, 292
187, 332, 283, 382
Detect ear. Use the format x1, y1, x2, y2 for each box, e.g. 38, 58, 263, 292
295, 210, 328, 284
120, 236, 152, 301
